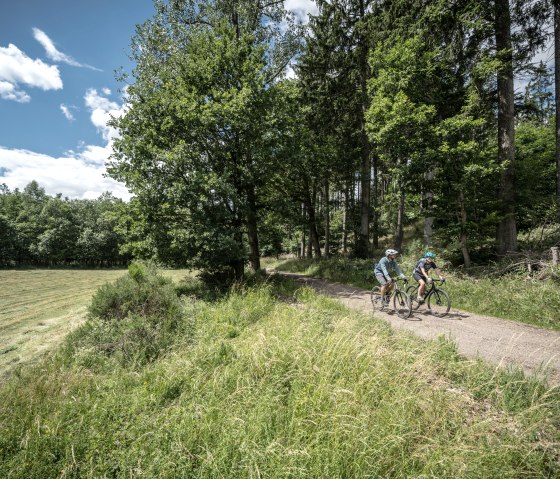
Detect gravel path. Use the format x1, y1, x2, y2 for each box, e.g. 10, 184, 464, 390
269, 270, 560, 386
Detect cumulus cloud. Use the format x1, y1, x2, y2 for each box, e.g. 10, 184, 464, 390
0, 89, 130, 199
286, 0, 318, 23
0, 80, 30, 103
32, 28, 102, 71
84, 88, 125, 142
0, 43, 62, 101
60, 103, 75, 121
0, 146, 131, 200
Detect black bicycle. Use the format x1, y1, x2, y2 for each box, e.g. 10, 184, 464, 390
406, 279, 450, 317
370, 278, 412, 319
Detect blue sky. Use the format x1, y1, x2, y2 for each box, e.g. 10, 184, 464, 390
0, 0, 314, 199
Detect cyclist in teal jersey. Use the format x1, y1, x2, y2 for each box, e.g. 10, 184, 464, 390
412, 251, 445, 303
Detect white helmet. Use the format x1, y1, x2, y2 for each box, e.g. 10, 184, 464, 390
385, 249, 398, 256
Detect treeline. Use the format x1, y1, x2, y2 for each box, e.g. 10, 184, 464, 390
0, 181, 130, 267
104, 0, 560, 278
6, 1, 559, 276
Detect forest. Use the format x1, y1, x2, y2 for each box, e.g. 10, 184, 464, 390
1, 0, 559, 279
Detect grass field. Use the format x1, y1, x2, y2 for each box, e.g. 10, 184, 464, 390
0, 268, 192, 379
1, 271, 558, 478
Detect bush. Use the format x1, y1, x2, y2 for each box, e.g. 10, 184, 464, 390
88, 261, 182, 322
63, 261, 192, 368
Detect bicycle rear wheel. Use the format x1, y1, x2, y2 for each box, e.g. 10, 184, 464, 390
393, 290, 412, 319
406, 284, 421, 310
427, 289, 450, 317
370, 286, 386, 312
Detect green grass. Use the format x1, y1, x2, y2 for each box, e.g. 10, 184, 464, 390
0, 275, 558, 478
0, 268, 193, 378
264, 257, 560, 330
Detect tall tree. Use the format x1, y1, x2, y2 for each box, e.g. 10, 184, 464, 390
109, 0, 300, 279
555, 0, 560, 221
495, 0, 518, 254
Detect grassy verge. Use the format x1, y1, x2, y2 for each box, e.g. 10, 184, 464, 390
263, 257, 560, 330
0, 268, 558, 478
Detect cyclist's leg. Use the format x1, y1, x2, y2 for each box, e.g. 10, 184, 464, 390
376, 273, 390, 303
413, 272, 427, 301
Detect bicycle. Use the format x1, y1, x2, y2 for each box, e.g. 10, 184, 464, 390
370, 278, 412, 319
406, 279, 450, 317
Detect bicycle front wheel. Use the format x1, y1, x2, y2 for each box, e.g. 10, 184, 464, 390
406, 284, 421, 310
393, 290, 412, 319
370, 286, 385, 312
427, 289, 450, 317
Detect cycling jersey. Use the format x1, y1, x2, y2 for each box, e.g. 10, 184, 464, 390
414, 258, 438, 275
374, 256, 404, 278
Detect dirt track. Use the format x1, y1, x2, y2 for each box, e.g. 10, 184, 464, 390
269, 270, 560, 386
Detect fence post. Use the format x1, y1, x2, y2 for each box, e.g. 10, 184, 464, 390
552, 247, 559, 267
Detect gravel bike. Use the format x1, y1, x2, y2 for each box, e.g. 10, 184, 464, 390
406, 279, 450, 317
370, 278, 412, 319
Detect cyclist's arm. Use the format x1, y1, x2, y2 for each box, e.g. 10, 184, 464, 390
394, 262, 406, 279
434, 268, 445, 280
420, 267, 431, 280
379, 258, 390, 278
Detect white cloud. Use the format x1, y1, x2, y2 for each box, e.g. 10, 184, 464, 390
33, 28, 102, 71
102, 87, 111, 95
0, 80, 30, 103
0, 89, 131, 200
0, 146, 131, 200
84, 88, 125, 142
286, 0, 318, 23
60, 103, 75, 121
0, 43, 62, 101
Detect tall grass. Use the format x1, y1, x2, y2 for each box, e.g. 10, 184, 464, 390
1, 270, 558, 478
265, 257, 560, 330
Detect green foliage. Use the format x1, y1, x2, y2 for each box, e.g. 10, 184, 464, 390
108, 0, 302, 277
1, 282, 558, 478
88, 261, 182, 322
63, 262, 192, 368
0, 182, 129, 266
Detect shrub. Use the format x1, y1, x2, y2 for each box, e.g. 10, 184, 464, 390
88, 261, 182, 322
63, 261, 192, 368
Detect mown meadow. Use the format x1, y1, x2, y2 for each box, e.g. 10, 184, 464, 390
0, 263, 558, 478
0, 268, 191, 379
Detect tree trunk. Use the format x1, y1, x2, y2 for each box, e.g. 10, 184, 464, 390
372, 154, 379, 249
495, 0, 518, 254
356, 0, 371, 259
423, 170, 435, 246
555, 0, 560, 221
246, 184, 260, 271
458, 189, 472, 268
311, 181, 321, 257
324, 177, 330, 257
342, 186, 348, 254
394, 190, 405, 251
300, 202, 305, 259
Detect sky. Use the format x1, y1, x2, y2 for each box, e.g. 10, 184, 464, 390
0, 0, 317, 200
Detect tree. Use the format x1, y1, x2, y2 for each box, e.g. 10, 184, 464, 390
495, 0, 518, 254
109, 0, 300, 279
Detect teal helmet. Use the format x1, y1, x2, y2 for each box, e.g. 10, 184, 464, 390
425, 251, 436, 258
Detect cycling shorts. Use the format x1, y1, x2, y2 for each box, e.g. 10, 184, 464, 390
375, 273, 391, 286
413, 272, 427, 283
